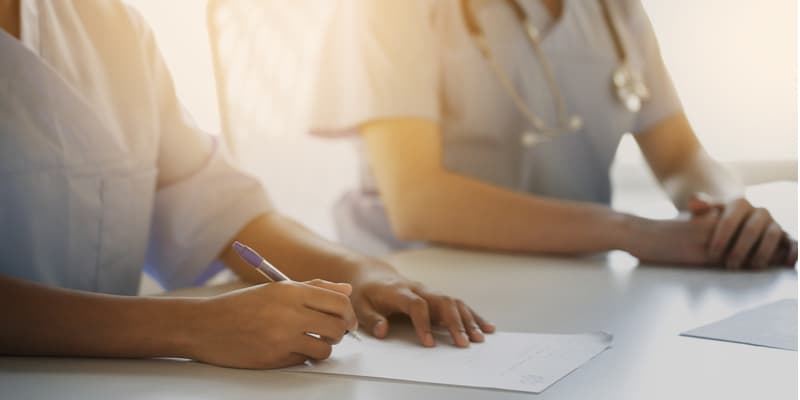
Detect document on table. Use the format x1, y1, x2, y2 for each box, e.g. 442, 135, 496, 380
286, 328, 612, 394
681, 299, 798, 351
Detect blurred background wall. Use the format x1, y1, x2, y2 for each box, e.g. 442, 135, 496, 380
125, 0, 797, 241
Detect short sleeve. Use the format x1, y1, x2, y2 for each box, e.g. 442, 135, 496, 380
625, 0, 684, 134
132, 10, 273, 289
310, 0, 440, 135
146, 140, 272, 289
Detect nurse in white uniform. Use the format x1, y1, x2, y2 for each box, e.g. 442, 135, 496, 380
312, 0, 797, 269
0, 0, 493, 367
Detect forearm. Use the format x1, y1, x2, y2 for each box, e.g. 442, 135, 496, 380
660, 149, 743, 209
220, 212, 393, 285
390, 169, 637, 254
364, 118, 638, 255
637, 113, 743, 209
0, 275, 198, 358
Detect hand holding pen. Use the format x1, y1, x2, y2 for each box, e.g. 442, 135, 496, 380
233, 241, 362, 341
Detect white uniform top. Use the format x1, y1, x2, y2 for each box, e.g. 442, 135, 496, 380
0, 0, 271, 294
311, 0, 683, 255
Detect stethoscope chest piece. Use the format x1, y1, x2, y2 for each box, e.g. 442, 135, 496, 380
521, 131, 545, 147
463, 0, 649, 147
613, 63, 650, 113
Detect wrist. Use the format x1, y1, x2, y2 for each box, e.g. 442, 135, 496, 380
334, 254, 397, 285
155, 297, 207, 360
613, 213, 649, 255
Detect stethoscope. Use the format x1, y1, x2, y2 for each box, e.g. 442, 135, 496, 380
461, 0, 650, 147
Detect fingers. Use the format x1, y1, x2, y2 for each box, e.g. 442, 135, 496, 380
270, 353, 309, 369
750, 222, 783, 269
709, 199, 752, 261
467, 305, 496, 334
299, 280, 357, 331
295, 334, 334, 361
353, 300, 389, 339
788, 240, 798, 266
433, 295, 470, 348
456, 300, 484, 343
305, 279, 353, 296
725, 208, 770, 270
354, 280, 497, 349
777, 237, 799, 266
415, 290, 487, 348
304, 311, 348, 345
373, 286, 435, 347
399, 288, 436, 347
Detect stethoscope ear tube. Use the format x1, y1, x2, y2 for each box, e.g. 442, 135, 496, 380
461, 0, 650, 145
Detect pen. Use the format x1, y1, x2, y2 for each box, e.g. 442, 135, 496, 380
232, 241, 362, 341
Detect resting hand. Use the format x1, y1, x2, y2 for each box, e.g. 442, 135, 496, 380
349, 267, 495, 348
627, 209, 720, 266
688, 194, 797, 270
188, 279, 357, 369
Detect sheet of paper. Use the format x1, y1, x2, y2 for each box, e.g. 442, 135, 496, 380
286, 328, 612, 394
681, 299, 798, 351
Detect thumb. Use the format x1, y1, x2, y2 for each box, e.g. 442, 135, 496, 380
304, 279, 353, 296
355, 302, 389, 339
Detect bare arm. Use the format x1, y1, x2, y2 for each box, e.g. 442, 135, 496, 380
636, 113, 796, 269
0, 274, 198, 358
636, 113, 742, 209
0, 273, 359, 368
361, 118, 643, 255
219, 211, 494, 347
219, 211, 380, 284
0, 0, 21, 39
360, 118, 791, 267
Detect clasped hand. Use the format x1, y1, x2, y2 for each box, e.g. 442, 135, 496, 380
631, 195, 797, 269
687, 195, 797, 269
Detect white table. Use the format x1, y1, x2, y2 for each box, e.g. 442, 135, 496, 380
1, 183, 797, 399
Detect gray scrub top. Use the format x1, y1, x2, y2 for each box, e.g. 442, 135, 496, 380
311, 0, 682, 255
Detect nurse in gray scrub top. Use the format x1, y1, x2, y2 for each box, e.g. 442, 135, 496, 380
310, 0, 797, 270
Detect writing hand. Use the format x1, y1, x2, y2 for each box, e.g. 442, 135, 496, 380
188, 279, 356, 369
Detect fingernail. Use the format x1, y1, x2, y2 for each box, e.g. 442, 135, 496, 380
459, 332, 470, 347
373, 320, 386, 338
424, 333, 435, 347
472, 330, 485, 342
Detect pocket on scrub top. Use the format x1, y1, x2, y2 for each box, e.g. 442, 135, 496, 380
0, 164, 157, 294
0, 168, 104, 292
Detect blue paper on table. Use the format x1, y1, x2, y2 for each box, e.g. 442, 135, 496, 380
681, 299, 798, 351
